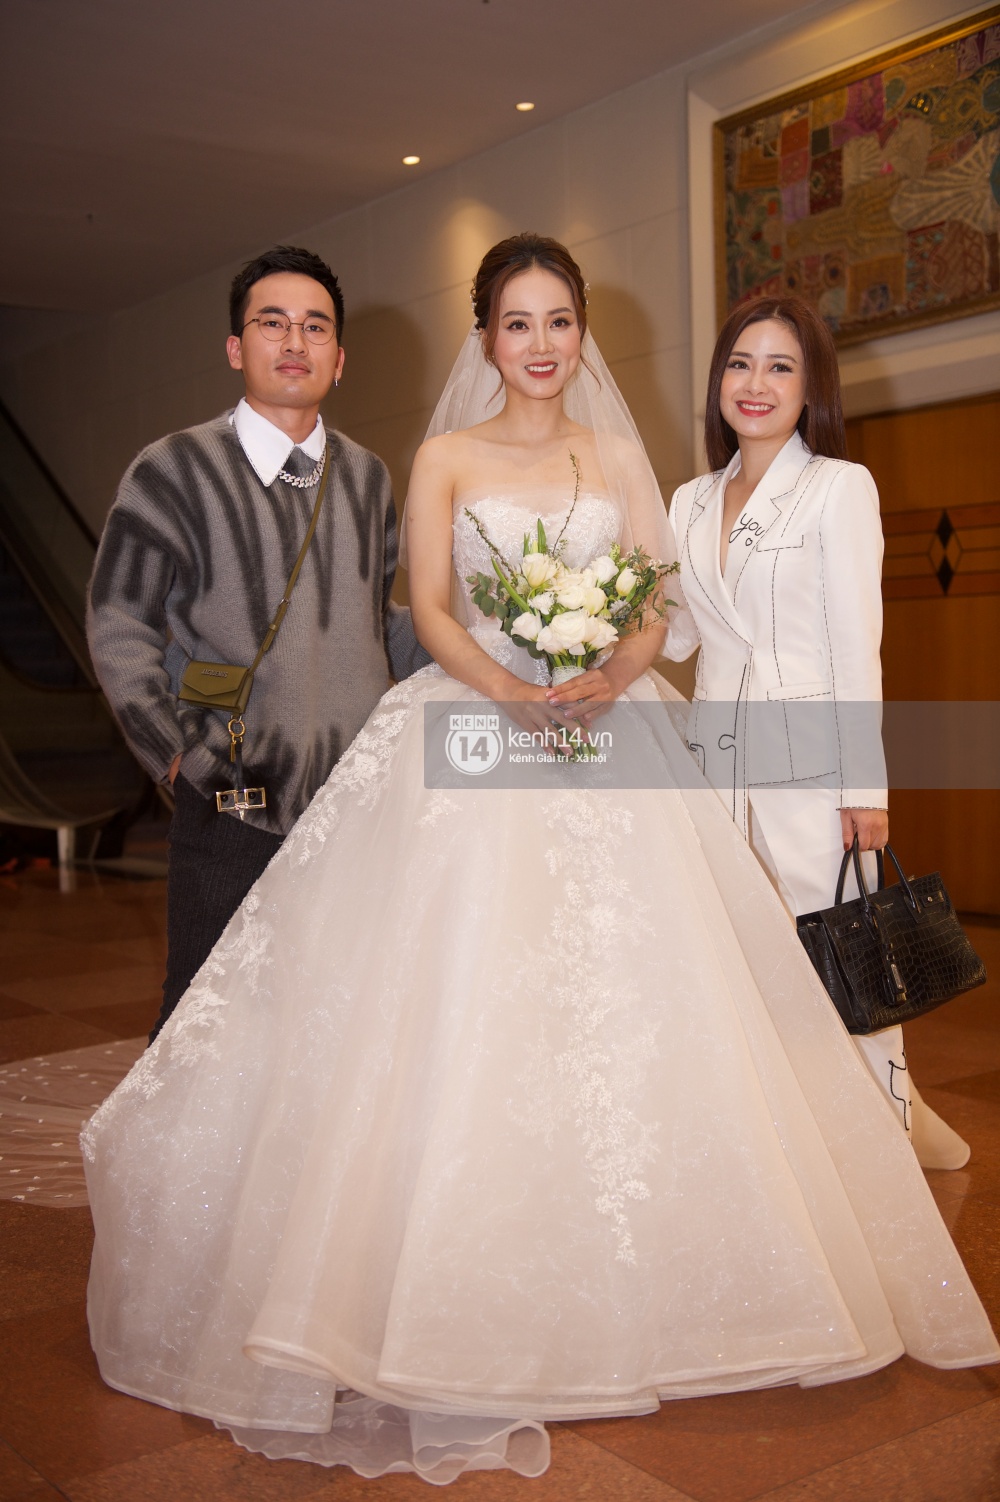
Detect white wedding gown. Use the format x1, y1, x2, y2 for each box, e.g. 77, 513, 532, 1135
84, 488, 999, 1485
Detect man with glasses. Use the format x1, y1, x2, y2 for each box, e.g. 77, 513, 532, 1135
88, 245, 428, 1040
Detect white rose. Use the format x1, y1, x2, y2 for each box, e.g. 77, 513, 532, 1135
582, 617, 618, 650
615, 566, 638, 597
590, 555, 617, 585
555, 584, 587, 610
543, 609, 591, 653
522, 553, 558, 589
581, 586, 608, 615
555, 570, 585, 590
531, 590, 555, 615
510, 611, 542, 642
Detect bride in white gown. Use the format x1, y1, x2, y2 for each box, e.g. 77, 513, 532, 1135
83, 234, 998, 1485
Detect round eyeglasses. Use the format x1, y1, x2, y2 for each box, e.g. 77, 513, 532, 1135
242, 313, 337, 346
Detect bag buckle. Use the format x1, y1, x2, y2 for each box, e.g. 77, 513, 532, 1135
216, 787, 267, 813
218, 716, 266, 819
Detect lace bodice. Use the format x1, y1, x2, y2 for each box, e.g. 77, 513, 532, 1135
452, 487, 621, 684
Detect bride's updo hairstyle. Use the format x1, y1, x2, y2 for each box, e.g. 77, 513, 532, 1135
472, 233, 588, 367
704, 296, 848, 470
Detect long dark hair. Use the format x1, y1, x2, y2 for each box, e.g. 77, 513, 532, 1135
704, 297, 847, 471
472, 233, 588, 366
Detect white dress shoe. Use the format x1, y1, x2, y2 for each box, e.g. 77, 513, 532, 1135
910, 1080, 971, 1170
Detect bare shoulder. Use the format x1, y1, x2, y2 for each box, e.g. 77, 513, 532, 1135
580, 426, 646, 468
413, 431, 459, 468
413, 422, 506, 491
408, 431, 472, 496
586, 429, 659, 494
608, 430, 650, 471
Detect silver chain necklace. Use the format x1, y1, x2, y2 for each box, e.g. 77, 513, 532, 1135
276, 455, 325, 489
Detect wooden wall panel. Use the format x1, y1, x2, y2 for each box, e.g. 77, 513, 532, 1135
846, 393, 1000, 913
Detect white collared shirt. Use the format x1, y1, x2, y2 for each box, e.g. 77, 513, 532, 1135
230, 397, 326, 487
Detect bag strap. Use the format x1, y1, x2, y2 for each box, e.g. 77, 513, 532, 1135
880, 843, 919, 910
245, 447, 328, 681
834, 836, 918, 910
834, 837, 885, 907
220, 450, 328, 789
833, 837, 911, 1005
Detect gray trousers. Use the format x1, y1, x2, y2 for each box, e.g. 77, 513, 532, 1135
152, 774, 282, 1041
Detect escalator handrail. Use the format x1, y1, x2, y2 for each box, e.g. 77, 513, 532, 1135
0, 637, 97, 695
0, 514, 99, 689
0, 397, 98, 547
0, 725, 124, 826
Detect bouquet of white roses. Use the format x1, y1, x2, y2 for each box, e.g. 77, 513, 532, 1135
466, 515, 678, 685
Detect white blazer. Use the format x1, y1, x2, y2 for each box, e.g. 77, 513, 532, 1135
664, 432, 887, 840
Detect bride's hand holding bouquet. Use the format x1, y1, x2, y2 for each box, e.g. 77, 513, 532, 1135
466, 475, 678, 745
537, 544, 675, 724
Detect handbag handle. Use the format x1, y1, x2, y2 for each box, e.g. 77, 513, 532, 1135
835, 836, 919, 1008
834, 837, 918, 911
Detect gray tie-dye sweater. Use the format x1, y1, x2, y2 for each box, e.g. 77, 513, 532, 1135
87, 411, 430, 836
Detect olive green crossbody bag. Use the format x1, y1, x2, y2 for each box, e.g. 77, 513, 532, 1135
177, 450, 327, 810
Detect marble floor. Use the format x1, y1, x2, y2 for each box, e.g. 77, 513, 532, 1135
1, 864, 998, 1501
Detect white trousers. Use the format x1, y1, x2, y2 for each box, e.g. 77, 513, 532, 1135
747, 789, 911, 1134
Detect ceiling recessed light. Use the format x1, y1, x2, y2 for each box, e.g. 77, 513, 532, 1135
402, 155, 421, 165
515, 102, 535, 112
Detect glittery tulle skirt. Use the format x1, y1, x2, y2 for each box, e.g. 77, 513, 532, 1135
83, 667, 998, 1483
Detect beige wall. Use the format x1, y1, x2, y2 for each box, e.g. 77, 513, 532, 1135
2, 0, 996, 539
307, 69, 692, 529
0, 69, 690, 536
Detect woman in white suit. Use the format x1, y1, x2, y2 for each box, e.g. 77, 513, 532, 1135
663, 296, 967, 1170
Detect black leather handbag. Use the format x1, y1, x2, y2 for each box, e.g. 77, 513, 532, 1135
796, 839, 986, 1035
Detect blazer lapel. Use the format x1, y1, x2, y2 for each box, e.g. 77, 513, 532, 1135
723, 476, 783, 600
724, 433, 816, 603
759, 431, 815, 523
684, 456, 750, 642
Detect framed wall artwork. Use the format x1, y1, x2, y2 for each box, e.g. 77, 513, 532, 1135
714, 8, 1000, 343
